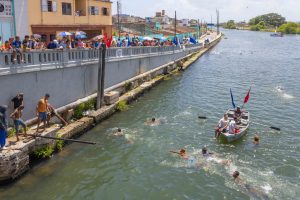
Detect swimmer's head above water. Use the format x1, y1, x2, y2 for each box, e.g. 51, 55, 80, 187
152, 118, 156, 122
179, 149, 186, 156
202, 147, 207, 155
233, 171, 240, 179
117, 128, 122, 132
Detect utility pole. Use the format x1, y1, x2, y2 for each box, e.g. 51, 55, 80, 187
96, 46, 103, 109
174, 11, 177, 43
216, 9, 220, 34
96, 44, 107, 109
117, 1, 121, 39
174, 11, 177, 37
100, 43, 106, 107
198, 19, 201, 38
210, 15, 213, 31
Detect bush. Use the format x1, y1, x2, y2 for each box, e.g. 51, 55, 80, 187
73, 103, 85, 119
56, 137, 64, 152
278, 22, 300, 34
34, 145, 54, 159
73, 98, 96, 119
116, 100, 129, 112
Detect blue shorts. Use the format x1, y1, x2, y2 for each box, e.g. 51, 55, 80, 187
14, 119, 26, 133
38, 112, 47, 121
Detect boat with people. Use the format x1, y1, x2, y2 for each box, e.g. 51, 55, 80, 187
270, 28, 283, 37
221, 109, 250, 142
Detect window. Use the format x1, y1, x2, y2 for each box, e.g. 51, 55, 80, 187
62, 3, 72, 15
102, 7, 109, 16
41, 0, 57, 12
47, 1, 52, 12
89, 6, 99, 15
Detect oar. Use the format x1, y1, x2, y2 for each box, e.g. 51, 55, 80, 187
21, 134, 97, 145
198, 116, 207, 119
251, 122, 281, 131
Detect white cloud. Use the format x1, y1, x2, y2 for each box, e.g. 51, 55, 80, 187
113, 0, 300, 22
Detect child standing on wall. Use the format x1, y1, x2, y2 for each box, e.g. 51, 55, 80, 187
10, 105, 27, 142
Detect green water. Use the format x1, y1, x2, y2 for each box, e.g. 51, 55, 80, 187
1, 30, 300, 200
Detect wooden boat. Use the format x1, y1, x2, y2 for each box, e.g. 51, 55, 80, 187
221, 109, 250, 142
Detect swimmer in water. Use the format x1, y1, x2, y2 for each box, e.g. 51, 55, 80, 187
113, 128, 124, 136
253, 134, 260, 145
170, 149, 189, 160
233, 171, 269, 199
145, 117, 160, 126
202, 147, 231, 166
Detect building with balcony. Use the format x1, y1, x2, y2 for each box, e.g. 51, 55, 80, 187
0, 0, 15, 41
12, 0, 112, 42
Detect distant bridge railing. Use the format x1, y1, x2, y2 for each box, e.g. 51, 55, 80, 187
0, 43, 203, 70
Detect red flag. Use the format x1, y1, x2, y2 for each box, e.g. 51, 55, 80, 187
244, 87, 251, 104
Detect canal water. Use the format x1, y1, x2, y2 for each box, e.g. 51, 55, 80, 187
1, 30, 300, 200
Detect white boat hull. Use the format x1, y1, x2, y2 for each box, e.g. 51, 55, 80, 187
221, 109, 250, 142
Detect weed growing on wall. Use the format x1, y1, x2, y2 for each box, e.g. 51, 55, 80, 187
56, 136, 64, 152
33, 145, 54, 159
73, 98, 96, 119
116, 100, 129, 112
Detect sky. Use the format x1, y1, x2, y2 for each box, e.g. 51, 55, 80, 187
112, 0, 300, 23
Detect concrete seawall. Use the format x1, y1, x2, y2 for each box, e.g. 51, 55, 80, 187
0, 34, 222, 184
0, 44, 202, 121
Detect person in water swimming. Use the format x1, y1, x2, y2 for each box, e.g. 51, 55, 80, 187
145, 117, 160, 126
253, 134, 260, 145
233, 171, 269, 199
202, 147, 232, 166
113, 128, 124, 136
170, 149, 189, 160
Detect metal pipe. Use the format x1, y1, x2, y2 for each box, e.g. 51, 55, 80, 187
12, 0, 17, 36
96, 46, 103, 109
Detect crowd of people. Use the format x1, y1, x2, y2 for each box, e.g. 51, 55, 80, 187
0, 34, 197, 63
0, 93, 68, 150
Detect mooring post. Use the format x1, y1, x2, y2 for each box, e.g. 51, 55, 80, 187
100, 43, 106, 107
96, 46, 103, 109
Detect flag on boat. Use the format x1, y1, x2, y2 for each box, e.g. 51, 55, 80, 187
230, 88, 236, 108
244, 87, 251, 104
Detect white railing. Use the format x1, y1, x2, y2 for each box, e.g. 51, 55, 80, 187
0, 43, 203, 68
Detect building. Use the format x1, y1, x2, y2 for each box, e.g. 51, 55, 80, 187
0, 0, 15, 41
10, 0, 112, 42
179, 19, 189, 27
150, 10, 171, 25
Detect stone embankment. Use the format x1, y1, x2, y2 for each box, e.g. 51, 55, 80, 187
0, 33, 222, 184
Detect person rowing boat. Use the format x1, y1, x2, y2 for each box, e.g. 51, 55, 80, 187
215, 114, 229, 138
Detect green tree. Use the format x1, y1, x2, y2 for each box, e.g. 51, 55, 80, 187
224, 20, 236, 29
278, 22, 300, 34
250, 21, 266, 31
249, 13, 286, 27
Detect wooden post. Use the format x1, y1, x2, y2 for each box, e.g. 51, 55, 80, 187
96, 46, 103, 109
100, 43, 106, 107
